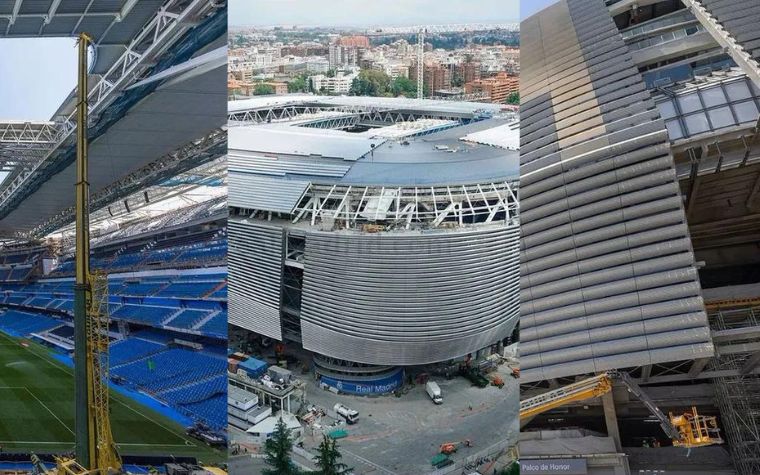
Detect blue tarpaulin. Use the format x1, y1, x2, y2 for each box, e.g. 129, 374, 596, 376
239, 357, 267, 378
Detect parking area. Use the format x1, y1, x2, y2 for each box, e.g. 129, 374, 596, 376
298, 364, 519, 474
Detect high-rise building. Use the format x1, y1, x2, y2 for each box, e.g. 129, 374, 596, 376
336, 35, 370, 48
464, 72, 517, 103
409, 62, 452, 97
522, 1, 760, 473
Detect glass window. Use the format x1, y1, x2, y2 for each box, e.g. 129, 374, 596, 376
658, 100, 677, 119
701, 87, 727, 108
751, 81, 760, 97
708, 106, 735, 129
684, 112, 710, 135
665, 119, 684, 140
726, 81, 752, 101
733, 100, 760, 123
677, 92, 702, 114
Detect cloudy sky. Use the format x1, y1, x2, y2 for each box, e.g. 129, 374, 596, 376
0, 38, 76, 121
230, 0, 519, 27
521, 0, 561, 19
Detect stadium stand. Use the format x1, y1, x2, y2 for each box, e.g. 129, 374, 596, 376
0, 221, 227, 434
0, 309, 62, 335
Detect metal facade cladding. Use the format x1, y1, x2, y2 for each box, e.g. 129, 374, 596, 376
519, 0, 714, 382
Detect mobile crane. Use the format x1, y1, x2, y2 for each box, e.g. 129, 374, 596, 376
520, 370, 723, 448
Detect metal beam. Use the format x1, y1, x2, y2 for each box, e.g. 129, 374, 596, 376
638, 367, 760, 385
641, 364, 652, 382
741, 352, 760, 375
681, 0, 760, 89
0, 0, 219, 218
712, 325, 760, 343
26, 128, 226, 238
688, 357, 711, 378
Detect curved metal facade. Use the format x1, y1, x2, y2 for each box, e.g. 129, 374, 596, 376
520, 0, 714, 382
228, 219, 283, 340
299, 225, 521, 365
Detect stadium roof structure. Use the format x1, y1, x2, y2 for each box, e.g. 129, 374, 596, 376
0, 0, 227, 238
228, 95, 519, 222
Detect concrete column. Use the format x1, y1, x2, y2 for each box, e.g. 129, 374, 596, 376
602, 391, 622, 452
602, 393, 631, 475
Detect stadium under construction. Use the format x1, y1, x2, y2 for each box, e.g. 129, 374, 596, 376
0, 0, 227, 473
227, 95, 520, 395
521, 0, 760, 474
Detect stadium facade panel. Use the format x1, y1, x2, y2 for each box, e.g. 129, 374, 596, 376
520, 0, 714, 382
228, 219, 283, 340
299, 225, 520, 365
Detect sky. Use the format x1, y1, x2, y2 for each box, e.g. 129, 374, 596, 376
0, 38, 77, 121
521, 0, 561, 20
230, 0, 519, 27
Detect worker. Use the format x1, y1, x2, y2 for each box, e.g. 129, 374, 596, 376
652, 438, 661, 448
642, 439, 650, 448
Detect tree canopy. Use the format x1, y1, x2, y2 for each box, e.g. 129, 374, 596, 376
262, 418, 301, 475
313, 436, 352, 475
253, 83, 275, 96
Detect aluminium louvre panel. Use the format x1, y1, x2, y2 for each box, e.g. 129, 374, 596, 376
697, 0, 760, 65
228, 219, 283, 340
299, 224, 521, 366
519, 0, 714, 383
228, 173, 310, 214
228, 151, 352, 179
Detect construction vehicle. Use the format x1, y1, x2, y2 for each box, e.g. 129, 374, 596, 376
461, 367, 490, 388
520, 371, 723, 448
430, 453, 453, 469
425, 381, 443, 404
333, 403, 359, 424
439, 439, 472, 455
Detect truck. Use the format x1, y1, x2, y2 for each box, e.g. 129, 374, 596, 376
333, 403, 359, 424
426, 381, 443, 404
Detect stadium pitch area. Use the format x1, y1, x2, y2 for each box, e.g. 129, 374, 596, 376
0, 330, 223, 463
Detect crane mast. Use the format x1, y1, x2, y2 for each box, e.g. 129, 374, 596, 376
72, 32, 121, 474
417, 28, 425, 99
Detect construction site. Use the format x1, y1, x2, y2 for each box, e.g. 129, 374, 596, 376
0, 0, 227, 474
520, 0, 760, 474
225, 90, 521, 474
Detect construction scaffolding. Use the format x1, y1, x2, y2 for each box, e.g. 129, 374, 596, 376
709, 305, 760, 475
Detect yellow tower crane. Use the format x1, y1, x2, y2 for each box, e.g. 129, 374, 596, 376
49, 32, 122, 475
520, 371, 723, 449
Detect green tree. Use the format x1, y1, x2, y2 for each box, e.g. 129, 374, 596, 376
253, 83, 275, 96
326, 69, 336, 78
288, 74, 309, 93
349, 69, 391, 97
507, 92, 519, 105
262, 418, 300, 475
314, 436, 352, 475
390, 76, 417, 98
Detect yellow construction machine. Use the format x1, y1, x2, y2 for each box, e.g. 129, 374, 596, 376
520, 370, 723, 448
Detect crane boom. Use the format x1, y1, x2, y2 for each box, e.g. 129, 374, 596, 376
520, 371, 723, 449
